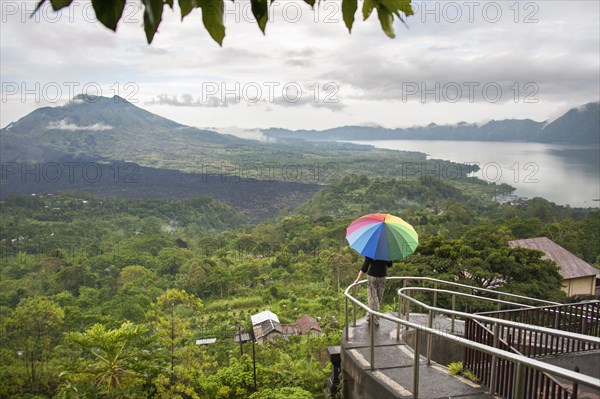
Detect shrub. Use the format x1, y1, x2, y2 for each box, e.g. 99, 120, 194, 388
448, 361, 463, 375
447, 361, 479, 383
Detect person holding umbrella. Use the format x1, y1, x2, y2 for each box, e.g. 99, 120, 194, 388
354, 257, 392, 326
346, 213, 419, 327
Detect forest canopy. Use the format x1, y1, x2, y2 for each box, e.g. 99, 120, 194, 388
1, 176, 598, 398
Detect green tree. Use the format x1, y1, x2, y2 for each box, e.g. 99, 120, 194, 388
56, 264, 96, 296
206, 260, 234, 298
157, 248, 191, 276
249, 387, 313, 399
146, 289, 203, 383
5, 296, 64, 395
200, 355, 255, 399
406, 229, 565, 302
109, 265, 162, 323
117, 265, 157, 287
153, 344, 217, 399
60, 321, 159, 398
323, 248, 356, 292
176, 260, 207, 296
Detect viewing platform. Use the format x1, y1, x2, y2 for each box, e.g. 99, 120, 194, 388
338, 277, 600, 399
343, 313, 494, 398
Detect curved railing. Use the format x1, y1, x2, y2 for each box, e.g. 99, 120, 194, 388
343, 277, 600, 399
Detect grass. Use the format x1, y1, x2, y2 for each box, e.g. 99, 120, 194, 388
447, 361, 480, 383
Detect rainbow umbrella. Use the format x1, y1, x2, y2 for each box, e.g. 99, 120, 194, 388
346, 213, 418, 261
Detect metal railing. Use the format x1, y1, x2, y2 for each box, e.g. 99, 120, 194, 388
477, 302, 600, 355
343, 277, 600, 399
465, 301, 600, 398
465, 318, 580, 399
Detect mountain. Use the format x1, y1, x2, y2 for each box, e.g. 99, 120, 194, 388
1, 94, 246, 163
0, 131, 66, 163
265, 119, 546, 142
475, 119, 546, 141
0, 95, 324, 222
537, 102, 600, 144
263, 102, 599, 144
4, 94, 183, 136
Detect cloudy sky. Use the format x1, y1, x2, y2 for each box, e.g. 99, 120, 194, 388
1, 0, 599, 131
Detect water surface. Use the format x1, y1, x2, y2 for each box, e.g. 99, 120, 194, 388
347, 140, 600, 208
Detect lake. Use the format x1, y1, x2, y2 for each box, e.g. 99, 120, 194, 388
347, 140, 600, 208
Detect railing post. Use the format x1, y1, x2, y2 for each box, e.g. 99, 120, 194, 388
397, 292, 402, 341
427, 309, 433, 365
489, 322, 499, 395
413, 329, 420, 399
370, 313, 375, 371
451, 293, 456, 334
513, 362, 524, 399
431, 284, 438, 363
404, 281, 411, 331
345, 296, 349, 340
572, 366, 580, 399
353, 285, 357, 327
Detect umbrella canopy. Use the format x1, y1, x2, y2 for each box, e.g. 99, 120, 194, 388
346, 213, 418, 261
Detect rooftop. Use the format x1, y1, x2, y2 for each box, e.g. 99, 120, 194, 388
296, 314, 322, 335
509, 237, 600, 279
251, 310, 279, 325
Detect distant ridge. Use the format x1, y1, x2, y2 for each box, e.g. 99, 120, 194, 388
263, 101, 600, 145
2, 98, 598, 164
0, 94, 246, 162
537, 102, 600, 144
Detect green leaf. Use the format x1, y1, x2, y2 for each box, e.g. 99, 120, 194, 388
91, 0, 126, 31
49, 0, 73, 11
251, 0, 268, 34
376, 6, 395, 38
198, 0, 226, 46
142, 0, 165, 44
342, 0, 358, 33
399, 0, 414, 16
304, 0, 316, 7
362, 0, 374, 20
379, 0, 413, 18
32, 1, 47, 16
179, 0, 196, 20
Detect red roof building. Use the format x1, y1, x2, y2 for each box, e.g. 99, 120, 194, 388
296, 315, 323, 335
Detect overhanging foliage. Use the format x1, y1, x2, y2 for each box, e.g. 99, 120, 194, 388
34, 0, 414, 45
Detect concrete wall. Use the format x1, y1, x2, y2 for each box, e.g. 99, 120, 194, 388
341, 350, 398, 399
402, 330, 463, 367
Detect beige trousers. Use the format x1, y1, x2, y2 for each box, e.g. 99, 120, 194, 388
366, 275, 386, 322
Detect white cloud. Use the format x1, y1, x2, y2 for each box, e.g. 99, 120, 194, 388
210, 126, 274, 142
47, 120, 113, 131
145, 94, 230, 108
0, 0, 598, 130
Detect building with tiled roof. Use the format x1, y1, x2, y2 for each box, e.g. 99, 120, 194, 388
251, 310, 283, 344
250, 311, 323, 344
509, 237, 600, 296
296, 315, 323, 335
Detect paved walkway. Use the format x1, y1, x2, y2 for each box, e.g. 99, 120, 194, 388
344, 313, 497, 399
